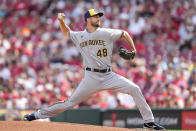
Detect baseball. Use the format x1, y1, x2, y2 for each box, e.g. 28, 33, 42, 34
58, 13, 65, 20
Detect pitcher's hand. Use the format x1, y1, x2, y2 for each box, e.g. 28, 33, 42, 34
58, 13, 65, 21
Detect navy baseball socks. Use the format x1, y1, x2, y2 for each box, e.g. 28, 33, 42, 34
24, 112, 36, 121
143, 122, 165, 130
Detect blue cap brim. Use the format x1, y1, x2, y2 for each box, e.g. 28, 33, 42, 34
92, 12, 104, 17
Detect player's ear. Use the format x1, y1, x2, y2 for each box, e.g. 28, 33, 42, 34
86, 18, 91, 25
86, 18, 90, 23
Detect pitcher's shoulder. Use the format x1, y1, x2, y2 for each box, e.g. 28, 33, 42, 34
99, 27, 110, 31
99, 28, 114, 33
70, 30, 85, 36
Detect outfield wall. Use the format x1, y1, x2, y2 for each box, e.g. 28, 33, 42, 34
50, 108, 196, 130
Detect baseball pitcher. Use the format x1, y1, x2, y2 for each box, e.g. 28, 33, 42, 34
24, 9, 165, 130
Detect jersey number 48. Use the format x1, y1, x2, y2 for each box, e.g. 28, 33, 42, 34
97, 48, 107, 58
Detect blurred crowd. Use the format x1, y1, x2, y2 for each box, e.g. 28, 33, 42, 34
0, 0, 195, 111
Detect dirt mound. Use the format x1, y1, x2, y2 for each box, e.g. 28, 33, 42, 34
0, 121, 150, 131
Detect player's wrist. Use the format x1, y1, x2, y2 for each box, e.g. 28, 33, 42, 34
58, 18, 64, 22
131, 47, 136, 53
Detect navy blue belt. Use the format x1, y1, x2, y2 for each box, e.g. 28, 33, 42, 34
86, 67, 111, 73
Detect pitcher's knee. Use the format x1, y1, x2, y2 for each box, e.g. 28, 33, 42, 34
66, 98, 81, 108
131, 85, 141, 94
63, 99, 77, 109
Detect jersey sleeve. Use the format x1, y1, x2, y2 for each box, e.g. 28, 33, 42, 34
69, 31, 80, 45
106, 28, 123, 42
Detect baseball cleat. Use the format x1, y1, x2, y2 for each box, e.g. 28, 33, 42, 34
24, 112, 36, 121
143, 122, 165, 130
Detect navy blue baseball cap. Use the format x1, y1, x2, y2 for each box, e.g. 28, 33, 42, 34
84, 9, 104, 21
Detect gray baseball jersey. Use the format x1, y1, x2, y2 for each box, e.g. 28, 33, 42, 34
34, 27, 154, 123
69, 28, 123, 69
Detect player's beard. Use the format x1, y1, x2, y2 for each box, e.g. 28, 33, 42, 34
91, 21, 100, 27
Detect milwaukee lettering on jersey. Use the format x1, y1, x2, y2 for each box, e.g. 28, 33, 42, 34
80, 40, 106, 48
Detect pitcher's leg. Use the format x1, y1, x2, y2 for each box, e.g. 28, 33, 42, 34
122, 82, 154, 123
34, 76, 101, 119
34, 97, 78, 119
104, 73, 154, 123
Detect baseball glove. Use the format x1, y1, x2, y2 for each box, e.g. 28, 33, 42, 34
118, 46, 135, 60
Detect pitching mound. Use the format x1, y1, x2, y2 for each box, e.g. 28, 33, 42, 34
0, 121, 151, 131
